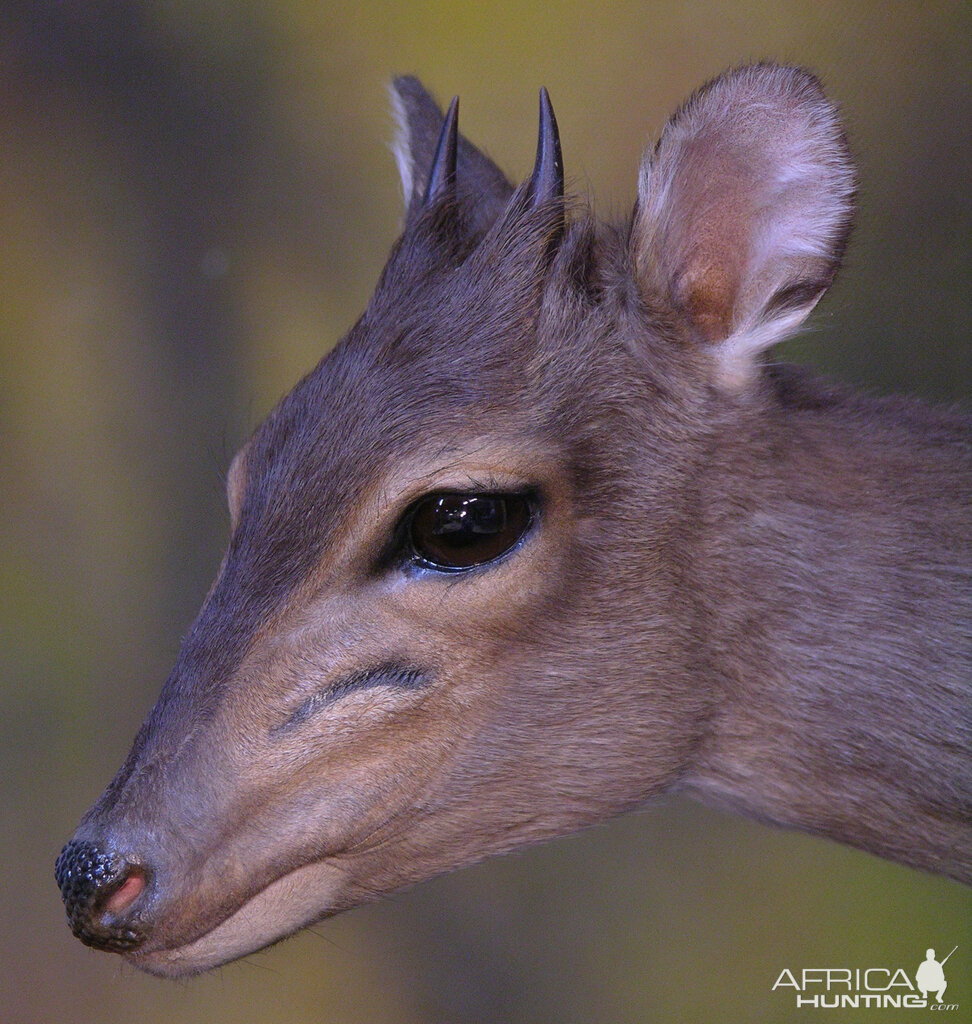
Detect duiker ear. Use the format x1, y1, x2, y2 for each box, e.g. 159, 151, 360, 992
631, 64, 855, 388
390, 76, 514, 223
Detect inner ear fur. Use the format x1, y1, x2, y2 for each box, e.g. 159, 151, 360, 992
631, 64, 855, 388
390, 76, 514, 233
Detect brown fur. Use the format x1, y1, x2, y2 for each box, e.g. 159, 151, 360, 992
58, 64, 971, 977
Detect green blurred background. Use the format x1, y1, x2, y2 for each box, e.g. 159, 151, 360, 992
1, 2, 969, 1022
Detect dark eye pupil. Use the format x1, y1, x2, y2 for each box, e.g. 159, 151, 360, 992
430, 495, 504, 539
408, 493, 532, 570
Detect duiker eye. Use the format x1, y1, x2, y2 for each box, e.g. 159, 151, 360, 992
406, 493, 534, 571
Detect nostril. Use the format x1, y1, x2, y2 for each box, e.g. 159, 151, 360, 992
55, 838, 148, 952
103, 868, 145, 915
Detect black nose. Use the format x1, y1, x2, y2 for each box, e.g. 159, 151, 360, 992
55, 838, 147, 952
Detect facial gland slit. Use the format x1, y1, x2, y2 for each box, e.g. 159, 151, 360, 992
270, 665, 429, 736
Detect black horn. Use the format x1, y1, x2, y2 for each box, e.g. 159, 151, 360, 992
423, 96, 459, 204
526, 87, 563, 208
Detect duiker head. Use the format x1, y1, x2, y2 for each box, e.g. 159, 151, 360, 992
57, 65, 854, 975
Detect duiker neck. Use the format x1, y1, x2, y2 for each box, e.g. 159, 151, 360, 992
686, 365, 971, 881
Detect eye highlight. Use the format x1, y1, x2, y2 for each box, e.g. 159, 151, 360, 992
404, 492, 535, 572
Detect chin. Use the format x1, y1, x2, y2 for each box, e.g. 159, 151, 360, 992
128, 858, 350, 978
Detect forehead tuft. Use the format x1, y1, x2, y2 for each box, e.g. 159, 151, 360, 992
230, 200, 604, 599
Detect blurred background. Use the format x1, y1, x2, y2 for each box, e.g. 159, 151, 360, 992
1, 2, 969, 1022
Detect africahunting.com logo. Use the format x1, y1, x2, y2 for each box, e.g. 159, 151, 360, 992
772, 946, 959, 1010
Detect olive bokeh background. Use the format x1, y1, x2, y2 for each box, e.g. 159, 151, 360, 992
1, 3, 969, 1022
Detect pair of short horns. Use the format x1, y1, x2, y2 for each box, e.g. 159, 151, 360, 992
423, 88, 564, 209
